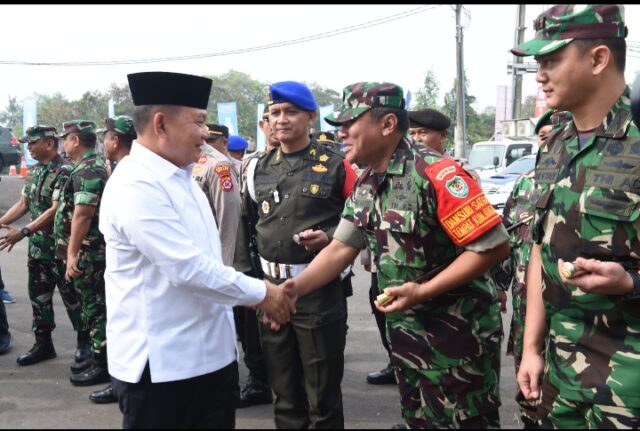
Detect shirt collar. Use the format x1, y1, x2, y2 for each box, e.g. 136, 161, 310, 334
130, 141, 192, 181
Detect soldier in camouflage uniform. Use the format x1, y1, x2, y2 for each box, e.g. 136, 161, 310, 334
53, 120, 110, 387
0, 125, 86, 366
492, 109, 571, 429
236, 81, 357, 428
512, 5, 640, 428
292, 82, 510, 429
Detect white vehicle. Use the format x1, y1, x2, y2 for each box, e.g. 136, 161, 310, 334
481, 154, 537, 209
468, 139, 538, 180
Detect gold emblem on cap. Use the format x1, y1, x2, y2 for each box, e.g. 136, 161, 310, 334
312, 164, 328, 173
319, 154, 329, 162
262, 200, 270, 214
310, 184, 319, 194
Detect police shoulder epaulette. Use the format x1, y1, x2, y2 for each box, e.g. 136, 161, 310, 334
318, 142, 345, 159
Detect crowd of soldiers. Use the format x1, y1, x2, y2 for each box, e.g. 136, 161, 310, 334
1, 3, 640, 430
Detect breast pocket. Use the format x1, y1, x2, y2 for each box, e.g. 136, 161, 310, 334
381, 209, 423, 268
580, 188, 640, 227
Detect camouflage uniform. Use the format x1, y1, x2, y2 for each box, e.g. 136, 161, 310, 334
512, 5, 640, 428
192, 143, 241, 266
19, 127, 83, 336
327, 82, 508, 429
54, 122, 108, 356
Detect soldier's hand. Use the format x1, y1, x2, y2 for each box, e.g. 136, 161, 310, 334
497, 290, 507, 313
558, 258, 633, 296
0, 225, 23, 252
374, 281, 423, 313
65, 254, 83, 281
297, 229, 329, 252
517, 349, 545, 401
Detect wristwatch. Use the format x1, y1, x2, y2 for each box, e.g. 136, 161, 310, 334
21, 227, 32, 237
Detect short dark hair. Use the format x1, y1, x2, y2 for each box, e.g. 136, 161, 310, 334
574, 38, 626, 73
114, 132, 134, 149
369, 107, 409, 134
73, 132, 96, 148
44, 136, 59, 149
132, 105, 178, 133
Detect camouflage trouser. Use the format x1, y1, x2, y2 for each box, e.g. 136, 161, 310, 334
28, 258, 84, 335
396, 350, 502, 429
539, 389, 640, 429
70, 259, 106, 354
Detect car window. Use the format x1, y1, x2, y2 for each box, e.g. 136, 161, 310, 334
468, 144, 505, 169
500, 156, 535, 175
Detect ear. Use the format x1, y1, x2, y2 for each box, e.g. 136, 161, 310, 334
152, 110, 168, 139
308, 110, 318, 126
591, 44, 611, 76
380, 113, 398, 137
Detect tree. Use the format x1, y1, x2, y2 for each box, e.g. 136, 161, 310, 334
413, 69, 440, 110
307, 82, 342, 132
520, 94, 536, 119
0, 97, 23, 136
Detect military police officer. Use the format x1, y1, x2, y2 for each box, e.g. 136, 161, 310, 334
0, 125, 87, 367
513, 5, 640, 428
291, 82, 509, 429
236, 80, 356, 428
54, 120, 109, 387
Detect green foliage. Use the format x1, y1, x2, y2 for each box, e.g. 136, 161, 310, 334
413, 70, 440, 110
520, 94, 536, 118
0, 96, 23, 136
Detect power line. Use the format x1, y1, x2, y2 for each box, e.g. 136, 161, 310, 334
0, 5, 441, 67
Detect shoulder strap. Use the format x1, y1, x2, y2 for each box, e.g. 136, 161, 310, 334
247, 156, 259, 203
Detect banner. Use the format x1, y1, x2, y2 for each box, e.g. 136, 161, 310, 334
256, 103, 266, 152
534, 87, 547, 118
494, 85, 512, 141
319, 104, 334, 132
217, 102, 238, 136
22, 96, 37, 165
108, 98, 115, 118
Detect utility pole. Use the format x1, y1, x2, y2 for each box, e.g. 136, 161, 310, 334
511, 4, 526, 119
454, 4, 467, 158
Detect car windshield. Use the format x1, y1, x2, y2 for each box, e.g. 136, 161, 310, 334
499, 156, 535, 175
468, 144, 505, 169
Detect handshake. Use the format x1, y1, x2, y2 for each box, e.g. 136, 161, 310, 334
256, 279, 298, 330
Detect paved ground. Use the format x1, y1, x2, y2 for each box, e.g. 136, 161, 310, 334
0, 174, 523, 429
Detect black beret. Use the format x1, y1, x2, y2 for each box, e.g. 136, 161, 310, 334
128, 71, 212, 109
206, 123, 229, 139
408, 109, 451, 131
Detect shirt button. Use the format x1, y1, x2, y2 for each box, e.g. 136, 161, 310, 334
280, 216, 287, 223
284, 193, 290, 199
320, 191, 326, 196
302, 187, 308, 192
277, 240, 283, 247
287, 172, 294, 176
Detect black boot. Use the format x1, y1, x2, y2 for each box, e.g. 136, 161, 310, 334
89, 384, 116, 404
366, 363, 396, 385
237, 374, 273, 408
17, 333, 56, 366
69, 348, 109, 387
70, 356, 93, 374
74, 331, 91, 363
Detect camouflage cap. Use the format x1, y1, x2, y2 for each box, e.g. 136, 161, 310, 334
324, 82, 405, 127
57, 120, 97, 139
19, 125, 58, 143
96, 115, 136, 137
511, 4, 627, 57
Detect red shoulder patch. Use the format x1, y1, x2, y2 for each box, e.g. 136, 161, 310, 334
424, 158, 501, 246
214, 164, 234, 192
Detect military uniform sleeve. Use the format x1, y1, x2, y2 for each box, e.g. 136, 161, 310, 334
73, 166, 106, 206
208, 161, 242, 266
333, 195, 368, 250
233, 172, 261, 275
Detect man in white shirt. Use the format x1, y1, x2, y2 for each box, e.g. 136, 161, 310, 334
99, 71, 296, 429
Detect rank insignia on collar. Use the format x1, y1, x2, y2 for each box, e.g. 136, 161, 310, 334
312, 164, 328, 173
309, 148, 317, 157
319, 154, 329, 162
261, 200, 270, 214
310, 184, 319, 194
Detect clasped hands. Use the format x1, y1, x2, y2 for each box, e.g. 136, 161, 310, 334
258, 279, 298, 330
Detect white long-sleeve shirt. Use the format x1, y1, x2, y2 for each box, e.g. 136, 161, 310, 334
99, 141, 266, 383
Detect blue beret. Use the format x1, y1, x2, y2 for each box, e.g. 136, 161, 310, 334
228, 135, 248, 151
269, 81, 318, 112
